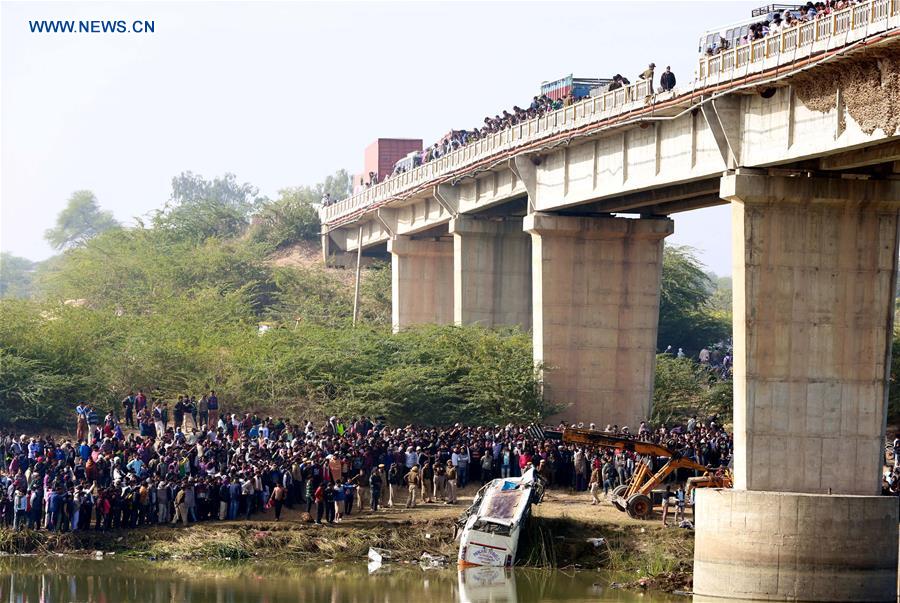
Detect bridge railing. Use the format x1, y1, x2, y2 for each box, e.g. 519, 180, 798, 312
322, 0, 898, 227
698, 0, 898, 80
320, 76, 657, 224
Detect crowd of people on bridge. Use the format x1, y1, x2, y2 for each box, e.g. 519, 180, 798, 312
0, 392, 734, 533
388, 61, 676, 181
389, 93, 582, 179
704, 1, 867, 56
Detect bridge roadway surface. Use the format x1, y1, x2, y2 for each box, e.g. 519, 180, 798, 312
321, 1, 900, 251
320, 2, 900, 601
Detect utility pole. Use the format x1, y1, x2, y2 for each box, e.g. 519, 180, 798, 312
352, 225, 363, 326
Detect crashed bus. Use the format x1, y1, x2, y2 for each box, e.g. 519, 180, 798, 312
457, 468, 544, 567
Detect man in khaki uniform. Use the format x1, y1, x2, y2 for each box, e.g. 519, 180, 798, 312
405, 466, 421, 508
445, 461, 458, 504
171, 483, 188, 526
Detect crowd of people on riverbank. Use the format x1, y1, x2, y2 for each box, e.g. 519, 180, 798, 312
0, 397, 734, 532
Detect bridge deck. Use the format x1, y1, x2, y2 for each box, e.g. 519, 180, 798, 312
321, 0, 900, 230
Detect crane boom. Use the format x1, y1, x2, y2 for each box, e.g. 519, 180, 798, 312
531, 425, 678, 458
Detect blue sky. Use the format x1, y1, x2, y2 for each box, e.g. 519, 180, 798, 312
1, 1, 761, 274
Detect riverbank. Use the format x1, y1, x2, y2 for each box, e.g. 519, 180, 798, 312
0, 489, 695, 592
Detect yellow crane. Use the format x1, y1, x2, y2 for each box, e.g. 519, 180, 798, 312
530, 425, 731, 520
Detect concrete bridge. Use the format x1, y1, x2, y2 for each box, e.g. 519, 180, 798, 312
321, 2, 900, 600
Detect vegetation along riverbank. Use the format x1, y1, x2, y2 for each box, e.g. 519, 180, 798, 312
0, 490, 694, 592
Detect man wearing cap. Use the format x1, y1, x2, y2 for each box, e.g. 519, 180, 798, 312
405, 465, 421, 508
369, 465, 384, 512
639, 63, 655, 87
445, 461, 458, 504
660, 66, 676, 92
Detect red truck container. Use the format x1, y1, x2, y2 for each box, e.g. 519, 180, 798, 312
364, 139, 422, 184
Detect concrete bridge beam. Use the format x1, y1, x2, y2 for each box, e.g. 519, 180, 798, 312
387, 236, 453, 332
694, 171, 900, 602
524, 213, 673, 427
450, 216, 531, 329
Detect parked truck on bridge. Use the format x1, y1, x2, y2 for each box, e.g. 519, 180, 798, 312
540, 75, 612, 101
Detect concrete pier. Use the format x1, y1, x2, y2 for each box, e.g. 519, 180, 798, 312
524, 213, 673, 426
693, 489, 898, 601
693, 172, 900, 601
387, 236, 453, 332
450, 216, 531, 329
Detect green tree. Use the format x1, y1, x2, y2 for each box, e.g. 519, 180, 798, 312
250, 189, 321, 249
710, 274, 733, 316
44, 190, 118, 250
359, 261, 392, 325
652, 354, 732, 425
658, 246, 730, 356
249, 170, 351, 249
153, 172, 266, 241
37, 228, 271, 316
0, 253, 36, 298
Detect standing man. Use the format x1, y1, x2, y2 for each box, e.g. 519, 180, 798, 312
445, 461, 458, 504
661, 485, 673, 527
639, 62, 655, 89
13, 489, 27, 530
86, 404, 99, 445
405, 466, 420, 508
121, 392, 135, 428
75, 402, 88, 442
602, 457, 615, 496
456, 446, 470, 489
660, 66, 676, 92
152, 402, 165, 438
369, 465, 384, 512
269, 483, 286, 521
134, 390, 147, 415
198, 395, 209, 431
675, 485, 687, 525
207, 390, 219, 429
480, 452, 492, 486
574, 449, 587, 491
589, 463, 602, 505
171, 483, 188, 526
156, 480, 170, 523
421, 461, 434, 504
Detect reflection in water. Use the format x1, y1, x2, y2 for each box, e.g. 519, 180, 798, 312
0, 556, 679, 602
458, 566, 517, 603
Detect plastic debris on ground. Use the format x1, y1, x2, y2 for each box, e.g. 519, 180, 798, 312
419, 552, 448, 569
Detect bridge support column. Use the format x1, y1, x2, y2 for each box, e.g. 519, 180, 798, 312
450, 216, 531, 329
523, 213, 673, 426
388, 236, 453, 332
694, 172, 900, 602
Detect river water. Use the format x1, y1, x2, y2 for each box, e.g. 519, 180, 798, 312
0, 556, 682, 602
